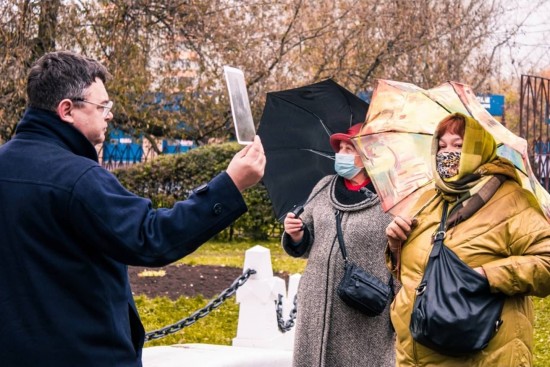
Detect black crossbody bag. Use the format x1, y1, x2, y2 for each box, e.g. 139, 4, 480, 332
409, 201, 505, 356
335, 210, 393, 316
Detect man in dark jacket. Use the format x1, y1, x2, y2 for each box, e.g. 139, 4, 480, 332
0, 51, 265, 366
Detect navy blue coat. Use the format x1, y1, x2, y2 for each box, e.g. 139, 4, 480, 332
0, 108, 248, 366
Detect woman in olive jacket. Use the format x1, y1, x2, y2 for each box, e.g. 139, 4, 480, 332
386, 113, 550, 366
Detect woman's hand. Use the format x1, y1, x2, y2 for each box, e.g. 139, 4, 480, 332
284, 212, 305, 243
473, 267, 487, 278
385, 216, 417, 253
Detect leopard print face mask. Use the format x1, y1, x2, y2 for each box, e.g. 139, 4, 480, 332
436, 151, 461, 179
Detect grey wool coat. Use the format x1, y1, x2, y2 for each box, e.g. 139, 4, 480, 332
282, 175, 396, 367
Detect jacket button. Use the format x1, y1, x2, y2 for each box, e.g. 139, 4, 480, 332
213, 203, 223, 215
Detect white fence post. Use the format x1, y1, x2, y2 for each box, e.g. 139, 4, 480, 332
232, 245, 300, 351
142, 244, 299, 366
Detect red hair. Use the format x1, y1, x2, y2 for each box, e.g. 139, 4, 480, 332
436, 114, 465, 139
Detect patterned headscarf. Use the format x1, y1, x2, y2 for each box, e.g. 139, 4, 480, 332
430, 113, 520, 227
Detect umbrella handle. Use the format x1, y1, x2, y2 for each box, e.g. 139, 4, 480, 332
291, 205, 304, 218
291, 205, 306, 231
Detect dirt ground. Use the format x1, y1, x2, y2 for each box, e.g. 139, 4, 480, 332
128, 264, 289, 300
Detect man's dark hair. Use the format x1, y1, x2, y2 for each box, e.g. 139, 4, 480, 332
27, 51, 111, 111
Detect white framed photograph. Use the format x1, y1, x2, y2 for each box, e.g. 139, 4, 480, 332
223, 66, 256, 144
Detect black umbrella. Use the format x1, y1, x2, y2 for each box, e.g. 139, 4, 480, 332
257, 79, 370, 221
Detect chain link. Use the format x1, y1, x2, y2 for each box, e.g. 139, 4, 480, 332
144, 268, 256, 342
275, 293, 298, 333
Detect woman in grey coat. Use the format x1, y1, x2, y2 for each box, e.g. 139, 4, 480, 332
283, 123, 396, 367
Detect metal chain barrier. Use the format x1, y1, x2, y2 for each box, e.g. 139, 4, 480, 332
144, 268, 256, 342
275, 293, 298, 333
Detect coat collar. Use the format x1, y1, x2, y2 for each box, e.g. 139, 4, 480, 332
15, 107, 99, 162
330, 175, 379, 212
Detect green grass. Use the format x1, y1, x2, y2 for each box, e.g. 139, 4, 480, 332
137, 295, 239, 348
175, 239, 307, 275
534, 297, 550, 366
138, 239, 550, 366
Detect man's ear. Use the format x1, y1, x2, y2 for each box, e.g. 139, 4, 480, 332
57, 99, 75, 124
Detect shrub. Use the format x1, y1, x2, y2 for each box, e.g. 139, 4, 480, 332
114, 142, 282, 240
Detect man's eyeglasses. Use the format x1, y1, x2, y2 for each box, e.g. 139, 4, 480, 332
72, 98, 114, 118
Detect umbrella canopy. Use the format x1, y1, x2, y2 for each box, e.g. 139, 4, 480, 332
352, 79, 550, 221
258, 79, 369, 220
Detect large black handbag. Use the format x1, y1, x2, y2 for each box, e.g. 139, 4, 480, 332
409, 201, 505, 356
335, 210, 393, 316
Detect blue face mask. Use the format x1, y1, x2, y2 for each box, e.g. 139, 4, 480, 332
334, 153, 361, 179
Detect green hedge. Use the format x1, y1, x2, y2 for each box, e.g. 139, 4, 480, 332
114, 142, 282, 240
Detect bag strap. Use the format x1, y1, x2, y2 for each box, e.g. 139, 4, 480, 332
335, 210, 348, 261
430, 201, 449, 258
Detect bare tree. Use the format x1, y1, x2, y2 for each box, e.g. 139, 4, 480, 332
0, 0, 62, 143
0, 0, 542, 144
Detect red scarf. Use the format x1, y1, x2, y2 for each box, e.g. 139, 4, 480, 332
344, 177, 371, 191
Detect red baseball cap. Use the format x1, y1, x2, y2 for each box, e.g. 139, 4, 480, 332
329, 123, 363, 152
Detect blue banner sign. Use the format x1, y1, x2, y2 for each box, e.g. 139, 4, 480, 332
476, 94, 505, 117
